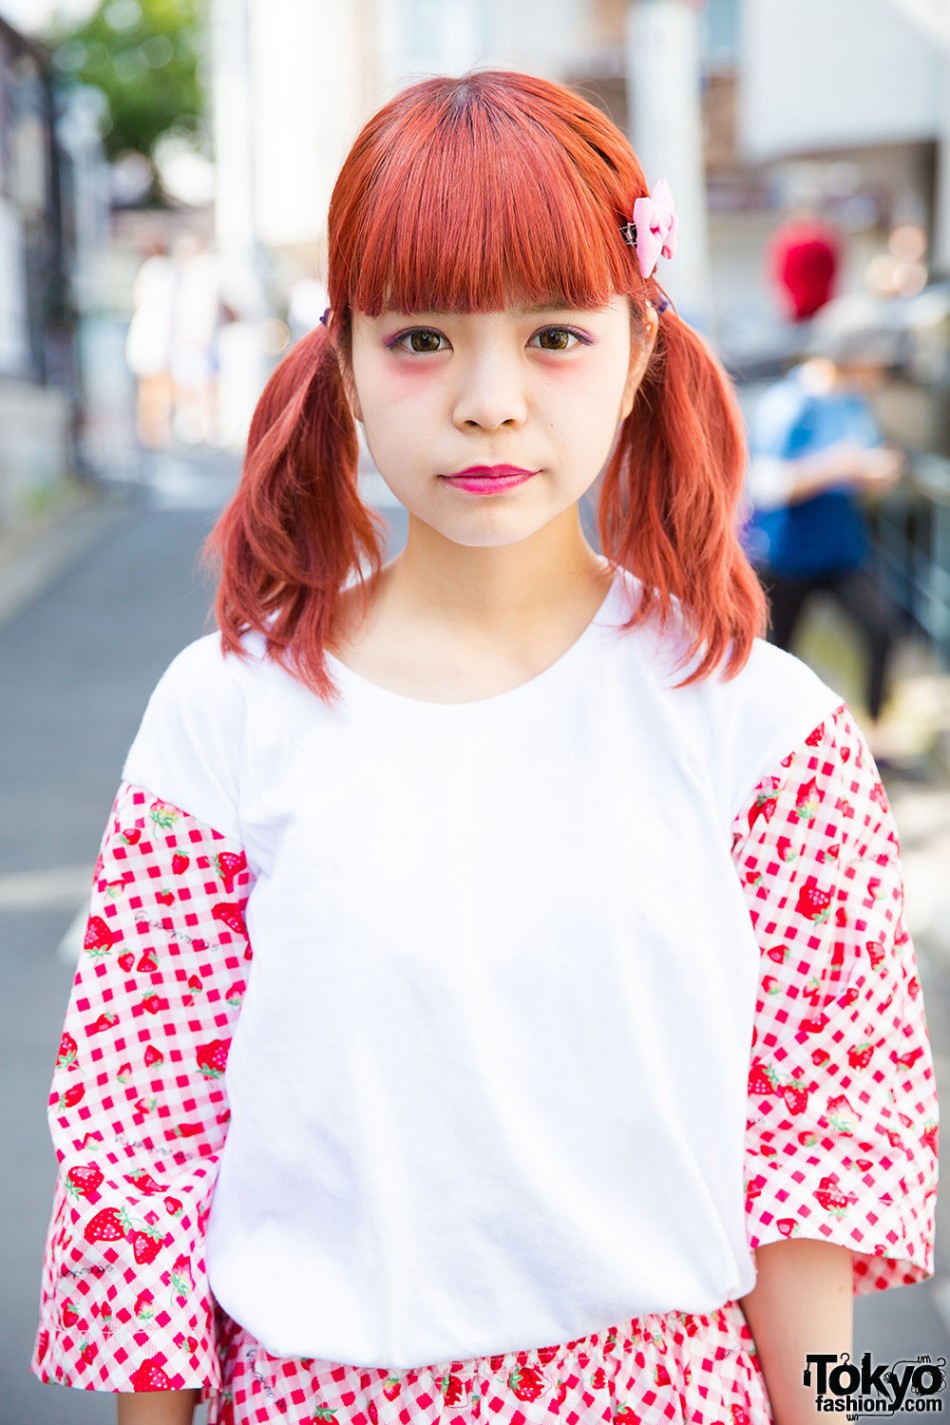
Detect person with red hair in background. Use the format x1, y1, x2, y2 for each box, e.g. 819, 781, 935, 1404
32, 72, 936, 1425
768, 218, 841, 323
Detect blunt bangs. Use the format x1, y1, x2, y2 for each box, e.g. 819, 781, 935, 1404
329, 71, 647, 319
212, 67, 767, 705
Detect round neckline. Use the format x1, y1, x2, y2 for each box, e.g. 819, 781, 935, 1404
324, 566, 635, 731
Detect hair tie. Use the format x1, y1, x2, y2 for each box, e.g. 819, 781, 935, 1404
320, 307, 331, 327
621, 179, 678, 281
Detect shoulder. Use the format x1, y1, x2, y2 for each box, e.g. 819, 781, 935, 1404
135, 628, 278, 737
709, 638, 843, 821
120, 630, 268, 842
149, 629, 265, 700
718, 632, 835, 711
619, 579, 844, 821
719, 633, 840, 743
617, 569, 835, 729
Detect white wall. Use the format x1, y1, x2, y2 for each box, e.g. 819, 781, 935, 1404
375, 0, 589, 93
499, 0, 589, 78
245, 0, 597, 256
738, 0, 940, 161
250, 0, 372, 250
0, 199, 30, 376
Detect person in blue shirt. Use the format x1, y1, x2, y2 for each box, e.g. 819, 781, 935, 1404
743, 323, 906, 734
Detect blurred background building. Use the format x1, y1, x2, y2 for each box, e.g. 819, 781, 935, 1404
3, 2, 948, 412
0, 16, 74, 532
1, 0, 949, 667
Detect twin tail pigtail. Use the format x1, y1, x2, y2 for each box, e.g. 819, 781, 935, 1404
598, 305, 768, 685
205, 318, 387, 706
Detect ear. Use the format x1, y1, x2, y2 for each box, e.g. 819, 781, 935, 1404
619, 303, 659, 422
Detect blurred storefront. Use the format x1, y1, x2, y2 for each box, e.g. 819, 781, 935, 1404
707, 0, 947, 364
723, 0, 950, 659
208, 0, 716, 421
0, 15, 73, 538
216, 0, 945, 351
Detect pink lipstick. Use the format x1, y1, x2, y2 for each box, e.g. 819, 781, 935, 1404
440, 465, 538, 494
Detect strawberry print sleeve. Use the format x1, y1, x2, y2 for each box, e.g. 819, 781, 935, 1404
734, 702, 938, 1294
31, 781, 252, 1392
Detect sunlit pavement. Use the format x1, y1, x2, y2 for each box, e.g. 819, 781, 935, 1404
2, 451, 948, 1422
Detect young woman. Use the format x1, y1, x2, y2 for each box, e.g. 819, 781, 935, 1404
33, 70, 937, 1425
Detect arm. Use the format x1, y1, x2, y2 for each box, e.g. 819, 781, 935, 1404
732, 704, 938, 1408
785, 443, 904, 504
117, 1389, 200, 1425
748, 443, 904, 509
738, 1240, 853, 1425
32, 781, 252, 1400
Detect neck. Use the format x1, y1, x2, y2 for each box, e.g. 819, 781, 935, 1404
375, 511, 612, 643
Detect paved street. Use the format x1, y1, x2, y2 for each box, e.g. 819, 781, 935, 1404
2, 452, 949, 1422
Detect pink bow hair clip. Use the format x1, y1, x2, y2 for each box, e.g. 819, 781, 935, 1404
621, 178, 678, 281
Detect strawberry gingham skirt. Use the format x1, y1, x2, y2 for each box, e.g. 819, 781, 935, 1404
203, 1295, 771, 1424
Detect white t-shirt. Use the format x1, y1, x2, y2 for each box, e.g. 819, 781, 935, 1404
122, 565, 842, 1370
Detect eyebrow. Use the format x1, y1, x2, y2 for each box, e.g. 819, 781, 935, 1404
393, 301, 602, 318
518, 301, 583, 315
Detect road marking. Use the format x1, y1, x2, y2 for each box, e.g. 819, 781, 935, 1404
141, 456, 242, 511
0, 867, 91, 964
58, 902, 91, 964
0, 866, 92, 911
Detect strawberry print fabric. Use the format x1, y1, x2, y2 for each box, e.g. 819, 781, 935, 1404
31, 781, 252, 1392
31, 699, 937, 1422
738, 701, 937, 1291
204, 1298, 772, 1424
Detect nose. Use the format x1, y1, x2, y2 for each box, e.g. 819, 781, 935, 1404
451, 345, 528, 432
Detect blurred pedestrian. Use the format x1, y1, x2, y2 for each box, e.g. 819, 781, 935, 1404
743, 303, 908, 744
124, 240, 175, 449
32, 72, 936, 1425
168, 234, 223, 446
288, 267, 329, 342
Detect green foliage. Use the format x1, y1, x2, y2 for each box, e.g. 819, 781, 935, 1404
46, 0, 206, 161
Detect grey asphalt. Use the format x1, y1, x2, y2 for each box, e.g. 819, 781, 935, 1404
2, 486, 234, 1424
1, 457, 947, 1423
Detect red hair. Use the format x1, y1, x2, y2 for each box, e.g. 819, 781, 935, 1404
206, 69, 766, 706
768, 219, 840, 322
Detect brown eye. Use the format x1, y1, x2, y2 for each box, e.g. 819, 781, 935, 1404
533, 327, 582, 351
403, 330, 443, 353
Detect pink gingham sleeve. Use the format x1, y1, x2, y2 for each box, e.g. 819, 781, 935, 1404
732, 701, 938, 1293
31, 781, 252, 1393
